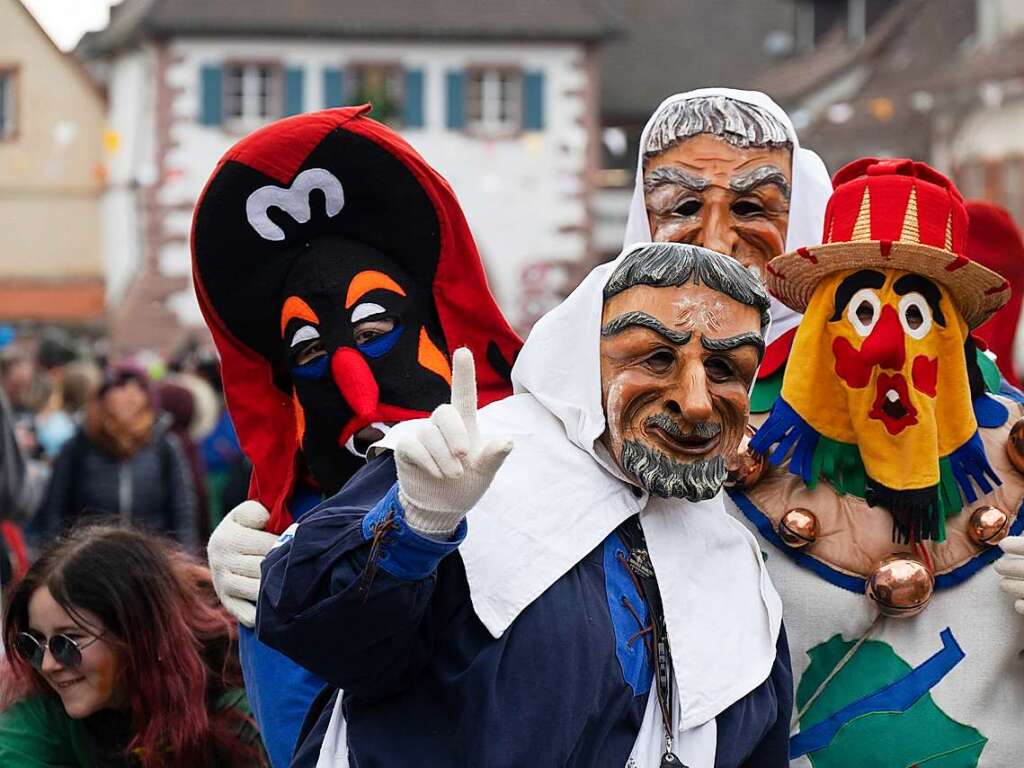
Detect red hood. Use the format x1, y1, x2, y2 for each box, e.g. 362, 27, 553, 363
192, 107, 521, 533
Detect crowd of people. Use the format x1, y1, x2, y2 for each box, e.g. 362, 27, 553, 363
2, 86, 1024, 768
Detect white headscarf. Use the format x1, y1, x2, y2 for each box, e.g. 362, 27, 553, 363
623, 87, 832, 344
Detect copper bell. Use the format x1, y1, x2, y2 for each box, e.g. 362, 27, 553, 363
778, 508, 819, 548
726, 425, 768, 489
1007, 418, 1024, 474
865, 555, 934, 618
967, 505, 1009, 546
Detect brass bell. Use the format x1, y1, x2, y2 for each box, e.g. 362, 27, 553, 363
967, 505, 1009, 546
726, 425, 768, 489
1006, 418, 1024, 474
778, 508, 819, 548
865, 555, 934, 618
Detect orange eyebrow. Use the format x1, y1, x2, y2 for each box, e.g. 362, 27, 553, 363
280, 296, 320, 336
345, 270, 406, 309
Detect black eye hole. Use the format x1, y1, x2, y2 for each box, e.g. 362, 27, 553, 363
645, 350, 675, 373
855, 300, 875, 326
353, 317, 396, 346
294, 340, 325, 366
904, 304, 923, 330
705, 357, 734, 381
732, 199, 765, 217
673, 199, 701, 217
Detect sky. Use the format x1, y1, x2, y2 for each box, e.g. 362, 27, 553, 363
22, 0, 118, 51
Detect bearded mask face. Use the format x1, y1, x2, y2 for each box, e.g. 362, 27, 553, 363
280, 236, 452, 495
599, 269, 765, 501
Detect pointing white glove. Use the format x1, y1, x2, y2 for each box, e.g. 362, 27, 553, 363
207, 500, 279, 628
995, 535, 1024, 615
395, 348, 513, 537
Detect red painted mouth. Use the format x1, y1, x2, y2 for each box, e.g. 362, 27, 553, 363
869, 373, 918, 434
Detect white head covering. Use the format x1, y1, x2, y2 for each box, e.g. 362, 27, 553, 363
376, 243, 782, 749
623, 87, 832, 344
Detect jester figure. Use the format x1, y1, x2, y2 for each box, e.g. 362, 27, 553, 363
734, 158, 1024, 766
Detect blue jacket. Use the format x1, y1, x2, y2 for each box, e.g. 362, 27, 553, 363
259, 455, 792, 767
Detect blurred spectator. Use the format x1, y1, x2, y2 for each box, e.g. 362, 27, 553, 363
157, 376, 211, 543
35, 361, 101, 460
32, 366, 198, 549
195, 358, 247, 529
0, 524, 265, 767
967, 201, 1024, 388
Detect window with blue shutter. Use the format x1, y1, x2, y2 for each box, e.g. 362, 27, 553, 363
522, 71, 545, 131
446, 70, 466, 130
323, 67, 344, 108
284, 67, 305, 116
199, 65, 223, 126
403, 69, 425, 128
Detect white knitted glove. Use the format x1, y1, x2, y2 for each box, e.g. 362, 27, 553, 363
996, 536, 1024, 615
395, 348, 513, 536
207, 500, 279, 628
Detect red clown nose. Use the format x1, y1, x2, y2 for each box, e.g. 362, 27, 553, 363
331, 347, 379, 421
860, 305, 905, 371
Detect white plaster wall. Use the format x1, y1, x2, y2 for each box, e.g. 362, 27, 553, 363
102, 47, 156, 303
950, 100, 1024, 162
158, 37, 590, 329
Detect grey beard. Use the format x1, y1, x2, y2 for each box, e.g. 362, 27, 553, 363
621, 439, 727, 501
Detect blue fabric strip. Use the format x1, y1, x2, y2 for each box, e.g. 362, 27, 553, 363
291, 355, 329, 380
602, 535, 652, 696
948, 431, 1000, 504
973, 394, 1009, 428
361, 483, 465, 581
999, 378, 1024, 404
790, 628, 965, 758
358, 324, 404, 358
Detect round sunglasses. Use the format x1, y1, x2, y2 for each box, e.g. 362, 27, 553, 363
14, 631, 101, 671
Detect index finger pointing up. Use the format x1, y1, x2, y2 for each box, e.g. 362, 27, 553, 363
450, 347, 478, 439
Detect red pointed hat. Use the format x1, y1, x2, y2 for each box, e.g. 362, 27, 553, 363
766, 158, 1010, 328
192, 106, 522, 533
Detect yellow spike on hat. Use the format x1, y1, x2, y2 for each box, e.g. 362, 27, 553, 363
899, 185, 920, 243
945, 211, 954, 251
851, 185, 872, 241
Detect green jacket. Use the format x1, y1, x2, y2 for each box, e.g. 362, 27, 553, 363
0, 688, 259, 767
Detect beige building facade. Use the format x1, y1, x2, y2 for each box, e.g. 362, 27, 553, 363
0, 0, 106, 324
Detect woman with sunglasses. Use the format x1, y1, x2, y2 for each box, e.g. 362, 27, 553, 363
0, 524, 266, 767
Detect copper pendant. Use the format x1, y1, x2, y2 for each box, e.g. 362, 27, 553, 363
1007, 418, 1024, 474
967, 505, 1009, 546
778, 508, 819, 548
865, 555, 934, 618
726, 425, 768, 489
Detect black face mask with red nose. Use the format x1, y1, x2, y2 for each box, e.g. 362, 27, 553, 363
280, 236, 452, 495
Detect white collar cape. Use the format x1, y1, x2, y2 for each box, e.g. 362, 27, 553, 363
374, 245, 782, 729
622, 86, 833, 345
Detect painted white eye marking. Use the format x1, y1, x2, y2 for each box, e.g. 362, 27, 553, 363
898, 292, 933, 339
350, 302, 387, 323
847, 288, 881, 337
290, 324, 320, 348
246, 168, 345, 242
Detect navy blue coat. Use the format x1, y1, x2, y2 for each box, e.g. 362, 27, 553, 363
258, 455, 792, 767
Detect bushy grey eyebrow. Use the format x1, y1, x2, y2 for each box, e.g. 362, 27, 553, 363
701, 331, 766, 362
601, 311, 692, 345
729, 165, 791, 200
643, 166, 709, 194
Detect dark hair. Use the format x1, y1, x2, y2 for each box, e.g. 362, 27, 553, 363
604, 243, 772, 336
3, 525, 264, 768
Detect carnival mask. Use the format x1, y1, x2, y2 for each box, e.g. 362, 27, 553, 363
281, 237, 452, 495
644, 134, 792, 277
599, 256, 765, 501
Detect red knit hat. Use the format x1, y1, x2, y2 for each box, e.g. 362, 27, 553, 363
767, 158, 1010, 328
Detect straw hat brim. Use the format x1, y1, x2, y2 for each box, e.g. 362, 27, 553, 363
766, 240, 1010, 329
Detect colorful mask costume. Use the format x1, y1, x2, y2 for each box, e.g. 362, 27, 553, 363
726, 159, 1024, 767
192, 107, 521, 767
193, 106, 521, 534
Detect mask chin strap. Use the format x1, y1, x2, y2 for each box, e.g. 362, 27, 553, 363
345, 422, 391, 459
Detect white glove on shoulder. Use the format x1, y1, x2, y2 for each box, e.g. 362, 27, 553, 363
395, 348, 513, 537
995, 535, 1024, 615
207, 500, 279, 628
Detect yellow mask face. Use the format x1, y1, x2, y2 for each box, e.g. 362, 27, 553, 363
781, 267, 975, 492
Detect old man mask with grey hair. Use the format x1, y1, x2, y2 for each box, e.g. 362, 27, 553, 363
643, 96, 793, 278
600, 243, 770, 500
